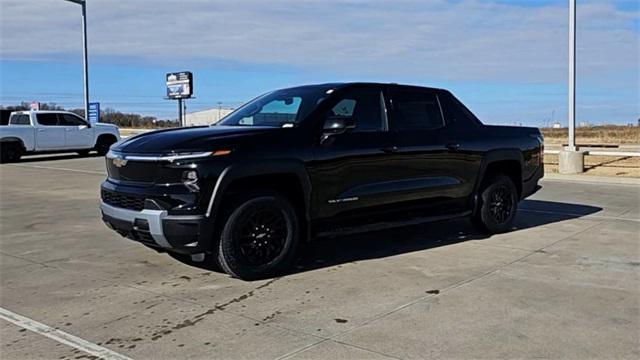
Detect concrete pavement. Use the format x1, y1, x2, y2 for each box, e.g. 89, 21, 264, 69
1, 155, 638, 359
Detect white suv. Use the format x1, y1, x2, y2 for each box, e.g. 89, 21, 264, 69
0, 110, 120, 163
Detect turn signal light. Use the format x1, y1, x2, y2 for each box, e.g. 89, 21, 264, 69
212, 149, 232, 156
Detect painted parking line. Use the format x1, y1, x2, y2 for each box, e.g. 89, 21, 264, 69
0, 307, 133, 360
4, 163, 106, 175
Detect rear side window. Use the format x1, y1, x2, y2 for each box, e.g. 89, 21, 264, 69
390, 90, 444, 131
10, 115, 31, 125
439, 91, 482, 126
36, 113, 59, 126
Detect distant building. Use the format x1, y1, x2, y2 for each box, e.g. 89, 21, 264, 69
185, 107, 235, 126
552, 122, 561, 129
579, 121, 590, 128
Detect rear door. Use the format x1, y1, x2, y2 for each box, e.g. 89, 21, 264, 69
60, 113, 93, 148
386, 86, 468, 209
35, 113, 66, 150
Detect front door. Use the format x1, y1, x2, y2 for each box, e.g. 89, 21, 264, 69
310, 85, 400, 220
35, 113, 66, 150
60, 113, 93, 148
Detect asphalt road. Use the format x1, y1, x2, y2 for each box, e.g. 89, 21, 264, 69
1, 154, 639, 359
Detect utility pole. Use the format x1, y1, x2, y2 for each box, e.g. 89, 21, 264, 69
559, 0, 584, 173
568, 0, 576, 151
63, 0, 89, 120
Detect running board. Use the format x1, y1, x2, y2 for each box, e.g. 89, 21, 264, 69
315, 210, 472, 238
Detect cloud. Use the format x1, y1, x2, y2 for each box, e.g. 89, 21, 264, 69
1, 0, 638, 87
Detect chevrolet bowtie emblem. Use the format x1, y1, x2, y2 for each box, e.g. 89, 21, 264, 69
112, 156, 128, 168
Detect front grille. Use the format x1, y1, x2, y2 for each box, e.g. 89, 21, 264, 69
101, 189, 145, 211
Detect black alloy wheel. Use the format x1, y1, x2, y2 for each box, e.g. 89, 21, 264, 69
488, 184, 514, 224
235, 207, 288, 266
217, 191, 299, 280
472, 175, 518, 234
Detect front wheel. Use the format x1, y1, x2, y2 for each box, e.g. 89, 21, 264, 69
95, 136, 116, 156
472, 175, 519, 234
217, 192, 299, 280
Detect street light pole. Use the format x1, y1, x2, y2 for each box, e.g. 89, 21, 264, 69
558, 0, 584, 174
568, 0, 576, 151
63, 0, 89, 121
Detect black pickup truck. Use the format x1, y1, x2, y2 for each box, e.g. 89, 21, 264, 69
100, 83, 543, 280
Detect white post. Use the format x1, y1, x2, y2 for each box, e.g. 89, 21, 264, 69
559, 0, 584, 173
567, 0, 576, 151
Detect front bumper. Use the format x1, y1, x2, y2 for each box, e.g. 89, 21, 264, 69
100, 201, 206, 254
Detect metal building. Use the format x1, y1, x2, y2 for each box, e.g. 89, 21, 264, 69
184, 108, 235, 126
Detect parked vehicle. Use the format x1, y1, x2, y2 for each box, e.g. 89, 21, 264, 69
100, 83, 544, 280
0, 110, 120, 163
0, 109, 14, 126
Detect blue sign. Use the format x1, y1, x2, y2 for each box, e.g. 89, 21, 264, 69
88, 102, 100, 123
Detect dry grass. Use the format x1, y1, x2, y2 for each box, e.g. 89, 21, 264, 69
544, 154, 640, 178
541, 125, 639, 145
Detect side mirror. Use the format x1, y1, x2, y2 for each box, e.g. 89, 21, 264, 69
323, 116, 355, 134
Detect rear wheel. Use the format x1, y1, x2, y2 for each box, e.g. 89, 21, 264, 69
0, 142, 23, 163
472, 175, 518, 234
95, 136, 116, 156
217, 191, 299, 280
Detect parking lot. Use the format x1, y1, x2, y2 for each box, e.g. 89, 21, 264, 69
1, 154, 638, 359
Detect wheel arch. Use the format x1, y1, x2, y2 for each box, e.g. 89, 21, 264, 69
1, 137, 26, 148
207, 160, 312, 242
93, 133, 118, 148
473, 150, 524, 210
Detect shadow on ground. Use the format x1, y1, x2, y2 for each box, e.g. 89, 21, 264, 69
171, 199, 602, 278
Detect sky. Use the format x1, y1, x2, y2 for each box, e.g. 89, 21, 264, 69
0, 0, 638, 126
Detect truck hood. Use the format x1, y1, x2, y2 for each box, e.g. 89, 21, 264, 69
114, 125, 278, 153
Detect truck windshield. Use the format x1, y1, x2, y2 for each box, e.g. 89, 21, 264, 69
218, 86, 332, 127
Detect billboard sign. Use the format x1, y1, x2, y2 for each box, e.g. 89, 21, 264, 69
88, 102, 100, 123
166, 71, 193, 99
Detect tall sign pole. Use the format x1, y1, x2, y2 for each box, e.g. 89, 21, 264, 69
63, 0, 89, 120
81, 0, 89, 121
568, 0, 576, 151
166, 71, 193, 127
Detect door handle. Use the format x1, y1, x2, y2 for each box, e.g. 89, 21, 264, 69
37, 129, 45, 132
446, 143, 460, 151
65, 128, 72, 132
381, 146, 399, 154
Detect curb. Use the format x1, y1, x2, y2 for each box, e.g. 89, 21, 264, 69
542, 173, 640, 186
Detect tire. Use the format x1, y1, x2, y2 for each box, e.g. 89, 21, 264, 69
0, 142, 23, 163
472, 175, 518, 234
217, 191, 299, 280
95, 136, 116, 156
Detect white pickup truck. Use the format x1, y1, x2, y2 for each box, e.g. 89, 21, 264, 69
0, 110, 120, 163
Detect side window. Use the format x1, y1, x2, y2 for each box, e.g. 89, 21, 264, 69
60, 114, 86, 126
10, 115, 31, 125
439, 91, 482, 126
327, 88, 386, 132
36, 113, 59, 126
390, 90, 444, 131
